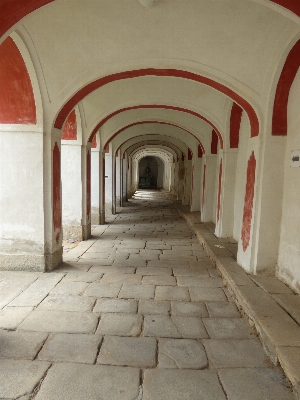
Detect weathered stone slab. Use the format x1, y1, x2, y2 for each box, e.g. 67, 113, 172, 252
100, 273, 142, 285
62, 271, 103, 282
155, 286, 190, 301
171, 301, 208, 317
251, 276, 293, 294
119, 284, 155, 299
139, 299, 170, 315
50, 281, 89, 296
84, 283, 122, 297
172, 267, 209, 277
38, 333, 102, 364
158, 338, 208, 369
89, 265, 135, 274
203, 318, 253, 339
19, 310, 98, 334
143, 275, 176, 286
34, 363, 140, 400
189, 287, 227, 301
94, 298, 137, 313
273, 293, 300, 325
97, 336, 157, 367
0, 306, 33, 329
172, 316, 209, 339
203, 339, 269, 368
205, 301, 240, 318
218, 368, 294, 400
53, 262, 91, 272
97, 313, 143, 336
38, 295, 95, 312
144, 314, 181, 338
277, 346, 300, 398
177, 276, 223, 287
0, 359, 50, 399
0, 331, 47, 360
136, 266, 172, 275
143, 369, 226, 400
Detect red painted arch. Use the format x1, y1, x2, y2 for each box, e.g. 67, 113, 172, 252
131, 147, 174, 161
105, 121, 206, 154
230, 103, 243, 148
89, 105, 221, 149
270, 0, 300, 17
272, 39, 300, 136
61, 109, 77, 140
54, 69, 258, 139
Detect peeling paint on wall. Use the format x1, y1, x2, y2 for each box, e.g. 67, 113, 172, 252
53, 142, 61, 240
217, 159, 222, 222
241, 151, 256, 251
61, 110, 77, 140
0, 37, 36, 124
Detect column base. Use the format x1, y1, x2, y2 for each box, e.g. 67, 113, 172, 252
46, 247, 63, 271
82, 223, 91, 240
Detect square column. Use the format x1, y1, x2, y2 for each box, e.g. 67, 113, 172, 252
201, 155, 217, 223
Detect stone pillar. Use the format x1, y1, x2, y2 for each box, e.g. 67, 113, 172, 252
201, 155, 217, 222
116, 153, 121, 207
190, 156, 202, 212
81, 144, 92, 240
215, 150, 238, 237
91, 142, 101, 224
99, 151, 106, 225
111, 153, 116, 214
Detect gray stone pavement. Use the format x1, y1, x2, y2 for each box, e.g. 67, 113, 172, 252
0, 190, 295, 399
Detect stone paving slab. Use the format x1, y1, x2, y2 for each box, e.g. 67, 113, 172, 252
62, 271, 103, 282
158, 338, 208, 369
93, 298, 137, 313
0, 330, 48, 360
172, 316, 209, 339
155, 286, 190, 301
171, 301, 208, 317
136, 266, 172, 275
143, 369, 226, 400
34, 363, 140, 400
177, 276, 224, 287
38, 333, 102, 364
37, 295, 95, 312
277, 346, 300, 398
138, 299, 170, 315
19, 310, 99, 334
273, 293, 300, 325
189, 287, 227, 301
100, 273, 143, 285
0, 306, 33, 329
172, 267, 210, 277
251, 275, 293, 294
0, 359, 50, 399
119, 284, 155, 299
218, 368, 294, 400
143, 315, 181, 338
97, 313, 143, 336
50, 281, 89, 296
97, 336, 157, 367
84, 282, 122, 297
142, 275, 177, 286
89, 265, 136, 274
205, 301, 240, 318
203, 339, 269, 368
53, 261, 91, 272
203, 318, 254, 339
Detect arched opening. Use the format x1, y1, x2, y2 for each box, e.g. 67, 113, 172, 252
138, 156, 162, 189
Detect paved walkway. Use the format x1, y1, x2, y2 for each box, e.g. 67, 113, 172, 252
0, 190, 295, 399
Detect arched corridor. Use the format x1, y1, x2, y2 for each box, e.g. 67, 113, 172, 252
1, 0, 300, 398
0, 190, 295, 399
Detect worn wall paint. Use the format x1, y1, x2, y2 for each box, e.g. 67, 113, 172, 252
188, 148, 193, 160
217, 159, 222, 222
91, 135, 97, 148
61, 110, 77, 140
87, 150, 91, 218
241, 151, 256, 252
53, 142, 61, 242
230, 103, 243, 148
0, 37, 36, 124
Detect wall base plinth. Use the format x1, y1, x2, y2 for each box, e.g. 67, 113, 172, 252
0, 253, 46, 272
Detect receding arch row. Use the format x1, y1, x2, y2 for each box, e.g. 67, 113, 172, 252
103, 120, 207, 153
55, 69, 259, 139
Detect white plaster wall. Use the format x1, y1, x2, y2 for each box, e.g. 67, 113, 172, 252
91, 149, 100, 216
277, 69, 300, 293
233, 113, 250, 240
0, 131, 45, 254
105, 153, 113, 207
61, 144, 82, 226
116, 156, 121, 206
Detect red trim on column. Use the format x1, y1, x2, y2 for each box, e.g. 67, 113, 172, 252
230, 103, 243, 148
87, 150, 91, 218
89, 105, 220, 149
91, 135, 97, 148
54, 69, 259, 139
202, 164, 206, 211
61, 110, 77, 140
272, 39, 300, 136
270, 0, 300, 17
53, 142, 61, 241
123, 153, 126, 159
182, 153, 185, 162
188, 148, 193, 160
0, 0, 54, 38
116, 150, 119, 157
198, 144, 203, 158
105, 144, 109, 153
217, 159, 222, 222
211, 130, 218, 154
0, 37, 36, 124
241, 151, 256, 252
103, 121, 206, 153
